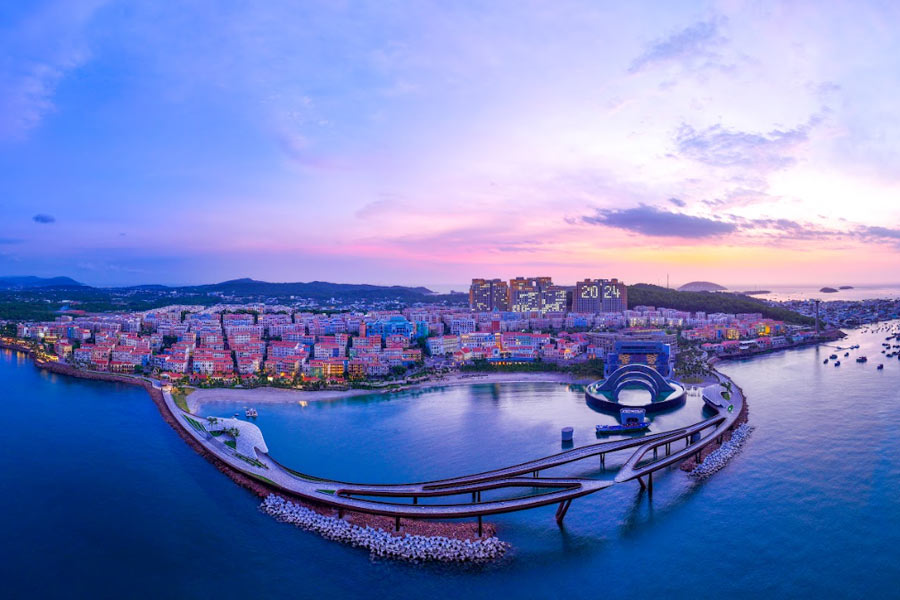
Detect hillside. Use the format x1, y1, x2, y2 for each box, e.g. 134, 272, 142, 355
0, 276, 84, 290
183, 279, 446, 302
627, 284, 815, 325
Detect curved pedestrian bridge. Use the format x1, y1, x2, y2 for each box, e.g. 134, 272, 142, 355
164, 376, 743, 532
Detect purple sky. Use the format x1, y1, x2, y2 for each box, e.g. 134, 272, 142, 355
2, 1, 900, 287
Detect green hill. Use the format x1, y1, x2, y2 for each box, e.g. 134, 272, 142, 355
627, 284, 814, 325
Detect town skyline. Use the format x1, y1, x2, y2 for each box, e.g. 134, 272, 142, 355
3, 1, 900, 286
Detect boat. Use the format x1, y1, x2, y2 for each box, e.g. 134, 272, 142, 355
829, 354, 838, 359
834, 361, 841, 366
245, 408, 258, 418
597, 407, 649, 435
878, 364, 884, 370
823, 359, 829, 364
856, 356, 867, 363
596, 422, 650, 434
844, 352, 849, 357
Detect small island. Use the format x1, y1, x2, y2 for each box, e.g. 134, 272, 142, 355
839, 286, 854, 290
678, 281, 727, 292
820, 287, 839, 293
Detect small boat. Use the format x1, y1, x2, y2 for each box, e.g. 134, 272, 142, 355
877, 364, 884, 370
844, 352, 849, 357
245, 408, 258, 418
856, 356, 867, 363
596, 422, 650, 434
823, 359, 829, 364
834, 361, 841, 367
829, 354, 838, 359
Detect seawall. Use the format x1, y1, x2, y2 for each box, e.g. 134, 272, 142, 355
679, 372, 750, 471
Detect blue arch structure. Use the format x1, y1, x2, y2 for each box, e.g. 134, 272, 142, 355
585, 364, 686, 414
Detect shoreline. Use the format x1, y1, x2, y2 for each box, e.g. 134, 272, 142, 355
709, 332, 846, 363
187, 371, 592, 412
679, 375, 750, 471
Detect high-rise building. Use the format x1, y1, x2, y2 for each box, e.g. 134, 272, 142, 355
509, 276, 552, 312
574, 278, 628, 313
490, 280, 509, 311
469, 278, 509, 312
574, 279, 604, 313
469, 279, 493, 312
540, 286, 571, 313
601, 278, 628, 313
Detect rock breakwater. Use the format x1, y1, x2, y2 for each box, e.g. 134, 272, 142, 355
261, 495, 509, 563
688, 423, 754, 479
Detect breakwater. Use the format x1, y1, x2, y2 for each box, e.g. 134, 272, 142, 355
260, 495, 510, 563
688, 423, 754, 479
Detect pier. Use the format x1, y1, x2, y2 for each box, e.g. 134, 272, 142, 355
160, 372, 744, 532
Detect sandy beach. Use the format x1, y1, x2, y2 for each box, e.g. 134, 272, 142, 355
187, 371, 594, 413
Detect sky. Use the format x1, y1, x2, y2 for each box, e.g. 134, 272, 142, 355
2, 0, 900, 288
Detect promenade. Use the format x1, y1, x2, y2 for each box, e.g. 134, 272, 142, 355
159, 369, 745, 532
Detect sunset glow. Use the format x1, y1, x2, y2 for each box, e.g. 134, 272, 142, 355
2, 1, 899, 287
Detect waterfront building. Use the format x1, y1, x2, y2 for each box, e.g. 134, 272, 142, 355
604, 340, 673, 377
427, 335, 460, 356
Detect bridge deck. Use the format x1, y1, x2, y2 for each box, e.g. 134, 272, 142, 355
159, 374, 744, 523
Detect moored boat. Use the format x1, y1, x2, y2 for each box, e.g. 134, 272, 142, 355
596, 422, 650, 435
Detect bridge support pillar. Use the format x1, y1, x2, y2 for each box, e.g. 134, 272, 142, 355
413, 496, 417, 505
638, 476, 646, 491
555, 499, 572, 525
395, 517, 401, 532
653, 447, 658, 459
648, 471, 653, 496
338, 508, 344, 519
477, 515, 483, 537
600, 454, 605, 469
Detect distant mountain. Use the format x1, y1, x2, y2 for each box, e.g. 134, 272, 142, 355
0, 276, 84, 290
677, 281, 728, 292
183, 278, 443, 303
